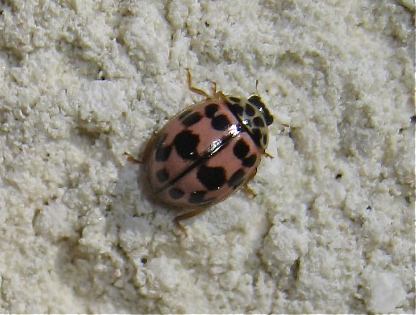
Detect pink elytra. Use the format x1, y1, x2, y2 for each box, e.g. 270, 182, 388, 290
127, 70, 273, 235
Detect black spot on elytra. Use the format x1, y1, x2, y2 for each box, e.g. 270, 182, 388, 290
155, 145, 172, 162
156, 168, 169, 183
188, 190, 214, 205
245, 103, 255, 117
173, 130, 200, 160
211, 115, 230, 130
233, 139, 249, 160
181, 111, 202, 127
205, 104, 219, 118
229, 169, 245, 188
154, 133, 172, 162
169, 187, 184, 199
197, 164, 226, 190
243, 154, 257, 167
253, 116, 265, 127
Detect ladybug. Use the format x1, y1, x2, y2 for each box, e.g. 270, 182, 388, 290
127, 70, 273, 235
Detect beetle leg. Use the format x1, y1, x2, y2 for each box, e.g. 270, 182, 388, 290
242, 185, 257, 197
264, 151, 274, 158
174, 208, 207, 236
241, 168, 258, 197
124, 134, 156, 164
124, 152, 141, 163
186, 69, 210, 98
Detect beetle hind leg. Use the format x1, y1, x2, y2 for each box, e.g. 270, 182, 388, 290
124, 134, 157, 164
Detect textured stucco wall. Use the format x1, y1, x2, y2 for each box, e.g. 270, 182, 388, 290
0, 0, 414, 313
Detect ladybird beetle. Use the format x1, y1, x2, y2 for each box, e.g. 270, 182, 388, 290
128, 70, 273, 235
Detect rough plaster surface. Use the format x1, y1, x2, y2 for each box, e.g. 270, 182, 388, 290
0, 0, 414, 313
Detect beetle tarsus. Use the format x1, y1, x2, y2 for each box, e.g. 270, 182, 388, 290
242, 185, 257, 198
174, 208, 208, 237
124, 152, 144, 164
264, 151, 274, 159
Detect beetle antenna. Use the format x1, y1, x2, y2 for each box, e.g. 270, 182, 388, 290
255, 79, 260, 95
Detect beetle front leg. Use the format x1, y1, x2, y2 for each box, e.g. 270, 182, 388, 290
186, 69, 212, 98
174, 208, 207, 237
